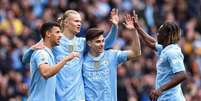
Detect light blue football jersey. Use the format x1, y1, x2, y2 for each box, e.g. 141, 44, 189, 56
83, 50, 128, 101
155, 43, 186, 101
53, 35, 86, 101
28, 47, 56, 101
23, 26, 118, 101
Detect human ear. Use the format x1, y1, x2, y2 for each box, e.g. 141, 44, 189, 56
46, 31, 51, 38
87, 41, 92, 47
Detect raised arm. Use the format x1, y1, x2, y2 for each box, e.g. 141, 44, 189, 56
22, 40, 45, 64
39, 52, 79, 79
104, 8, 119, 49
123, 14, 141, 60
133, 11, 156, 49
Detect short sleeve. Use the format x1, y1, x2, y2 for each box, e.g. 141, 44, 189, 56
167, 50, 185, 73
115, 50, 128, 64
155, 42, 163, 52
34, 50, 49, 68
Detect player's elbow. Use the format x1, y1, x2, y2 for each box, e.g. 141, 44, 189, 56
148, 42, 156, 49
175, 71, 188, 82
135, 51, 141, 59
129, 50, 141, 60
143, 38, 156, 50
40, 68, 52, 79
41, 72, 51, 79
181, 72, 188, 81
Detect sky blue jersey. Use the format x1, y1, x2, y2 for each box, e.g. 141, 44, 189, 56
22, 25, 118, 101
28, 48, 56, 101
155, 43, 186, 101
53, 35, 85, 101
83, 50, 128, 101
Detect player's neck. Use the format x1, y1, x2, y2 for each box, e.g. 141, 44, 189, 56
89, 50, 101, 57
63, 29, 75, 40
43, 39, 53, 49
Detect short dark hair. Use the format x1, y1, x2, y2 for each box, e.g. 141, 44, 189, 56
40, 22, 60, 39
158, 22, 180, 46
85, 28, 104, 41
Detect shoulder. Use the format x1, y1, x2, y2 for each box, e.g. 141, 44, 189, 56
155, 42, 163, 52
108, 49, 127, 53
76, 37, 86, 42
106, 49, 125, 56
75, 37, 86, 46
165, 45, 183, 58
106, 49, 118, 54
107, 49, 119, 52
32, 49, 48, 58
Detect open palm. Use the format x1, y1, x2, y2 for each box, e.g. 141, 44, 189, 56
132, 10, 140, 29
123, 14, 135, 30
110, 8, 119, 26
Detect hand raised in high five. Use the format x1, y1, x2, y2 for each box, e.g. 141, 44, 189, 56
132, 10, 141, 29
110, 8, 119, 26
123, 14, 135, 30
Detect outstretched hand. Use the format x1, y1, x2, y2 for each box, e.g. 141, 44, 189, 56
123, 10, 141, 30
110, 8, 119, 26
132, 10, 140, 29
123, 14, 135, 30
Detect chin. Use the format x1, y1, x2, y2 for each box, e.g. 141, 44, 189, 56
54, 43, 60, 46
75, 30, 80, 34
98, 50, 104, 53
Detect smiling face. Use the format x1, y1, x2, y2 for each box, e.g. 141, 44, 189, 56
88, 35, 105, 55
64, 13, 82, 35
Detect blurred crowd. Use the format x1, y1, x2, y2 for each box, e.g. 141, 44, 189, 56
0, 0, 201, 101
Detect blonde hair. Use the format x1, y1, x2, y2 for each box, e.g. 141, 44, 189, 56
57, 10, 79, 31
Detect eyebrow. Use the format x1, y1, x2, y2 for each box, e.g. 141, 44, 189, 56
56, 30, 61, 33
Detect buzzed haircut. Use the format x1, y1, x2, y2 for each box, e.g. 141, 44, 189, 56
40, 22, 60, 39
85, 28, 104, 41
